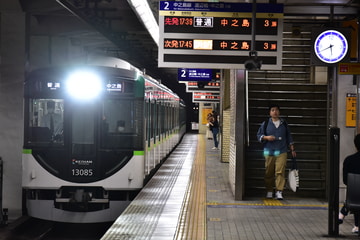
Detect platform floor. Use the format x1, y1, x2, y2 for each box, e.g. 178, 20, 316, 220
204, 136, 358, 240
102, 133, 359, 240
2, 134, 358, 239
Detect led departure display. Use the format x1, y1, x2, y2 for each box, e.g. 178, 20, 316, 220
164, 39, 277, 51
164, 17, 278, 35
159, 1, 284, 70
192, 91, 220, 103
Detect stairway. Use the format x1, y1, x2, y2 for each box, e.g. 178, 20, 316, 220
245, 30, 328, 198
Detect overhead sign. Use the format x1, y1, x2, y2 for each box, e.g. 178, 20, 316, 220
185, 81, 220, 92
192, 91, 220, 103
339, 63, 360, 75
178, 68, 219, 81
158, 1, 284, 70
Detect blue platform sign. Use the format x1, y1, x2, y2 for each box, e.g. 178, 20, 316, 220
178, 68, 213, 81
159, 2, 283, 13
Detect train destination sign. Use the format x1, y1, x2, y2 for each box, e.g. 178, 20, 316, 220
158, 1, 283, 70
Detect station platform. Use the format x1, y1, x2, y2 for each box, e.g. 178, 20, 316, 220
101, 133, 359, 240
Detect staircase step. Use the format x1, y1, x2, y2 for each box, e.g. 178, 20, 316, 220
245, 27, 327, 199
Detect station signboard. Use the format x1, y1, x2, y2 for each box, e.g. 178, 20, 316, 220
158, 1, 284, 70
346, 93, 356, 127
178, 68, 220, 82
339, 63, 360, 75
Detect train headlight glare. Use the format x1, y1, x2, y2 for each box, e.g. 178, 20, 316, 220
66, 71, 102, 99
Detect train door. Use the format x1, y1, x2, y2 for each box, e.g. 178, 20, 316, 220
69, 101, 97, 181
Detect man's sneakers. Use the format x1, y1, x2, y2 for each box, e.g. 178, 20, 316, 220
266, 192, 273, 199
352, 226, 359, 234
275, 191, 283, 200
338, 213, 345, 224
266, 191, 283, 200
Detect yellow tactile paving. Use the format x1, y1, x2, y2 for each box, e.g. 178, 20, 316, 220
206, 201, 329, 208
175, 134, 207, 240
263, 198, 284, 206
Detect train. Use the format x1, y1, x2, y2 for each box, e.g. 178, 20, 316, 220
22, 56, 186, 223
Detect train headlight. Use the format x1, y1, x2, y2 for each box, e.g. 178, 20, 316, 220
65, 71, 102, 99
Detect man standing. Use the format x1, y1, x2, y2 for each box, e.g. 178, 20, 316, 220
209, 111, 219, 150
340, 134, 360, 234
257, 104, 296, 200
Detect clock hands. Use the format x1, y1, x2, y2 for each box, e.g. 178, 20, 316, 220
319, 44, 334, 54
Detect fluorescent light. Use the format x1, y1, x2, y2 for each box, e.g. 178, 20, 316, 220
128, 0, 159, 47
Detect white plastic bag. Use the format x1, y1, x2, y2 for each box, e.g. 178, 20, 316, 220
288, 169, 299, 192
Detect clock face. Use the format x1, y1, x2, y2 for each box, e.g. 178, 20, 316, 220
314, 30, 348, 64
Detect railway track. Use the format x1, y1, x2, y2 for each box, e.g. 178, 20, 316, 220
0, 217, 112, 240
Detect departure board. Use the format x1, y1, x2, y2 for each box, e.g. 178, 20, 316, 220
164, 39, 278, 51
192, 91, 220, 103
158, 1, 283, 70
164, 17, 278, 35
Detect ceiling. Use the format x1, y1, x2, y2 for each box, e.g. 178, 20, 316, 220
1, 0, 360, 100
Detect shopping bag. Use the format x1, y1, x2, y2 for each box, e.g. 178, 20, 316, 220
287, 157, 299, 192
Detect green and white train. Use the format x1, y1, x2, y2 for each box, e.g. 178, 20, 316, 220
22, 56, 186, 223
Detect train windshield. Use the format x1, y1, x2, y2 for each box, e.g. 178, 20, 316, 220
100, 99, 141, 149
27, 99, 64, 144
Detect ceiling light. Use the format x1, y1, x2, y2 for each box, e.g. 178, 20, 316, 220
128, 0, 159, 47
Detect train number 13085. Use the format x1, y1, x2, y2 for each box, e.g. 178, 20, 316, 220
71, 168, 93, 176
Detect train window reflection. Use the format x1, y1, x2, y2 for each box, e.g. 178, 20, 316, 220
72, 102, 95, 156
101, 99, 139, 149
28, 99, 64, 144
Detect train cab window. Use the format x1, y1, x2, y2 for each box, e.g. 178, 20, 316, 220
100, 99, 141, 149
27, 99, 64, 144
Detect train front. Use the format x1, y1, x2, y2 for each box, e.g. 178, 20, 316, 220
22, 66, 146, 223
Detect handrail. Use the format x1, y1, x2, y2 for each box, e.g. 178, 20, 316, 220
246, 72, 250, 147
0, 157, 7, 226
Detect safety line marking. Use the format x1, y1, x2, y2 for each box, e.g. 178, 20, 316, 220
206, 202, 328, 210
263, 198, 284, 206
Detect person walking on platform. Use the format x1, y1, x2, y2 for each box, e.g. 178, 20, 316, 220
209, 111, 219, 150
338, 133, 360, 234
257, 104, 296, 200
206, 112, 213, 140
